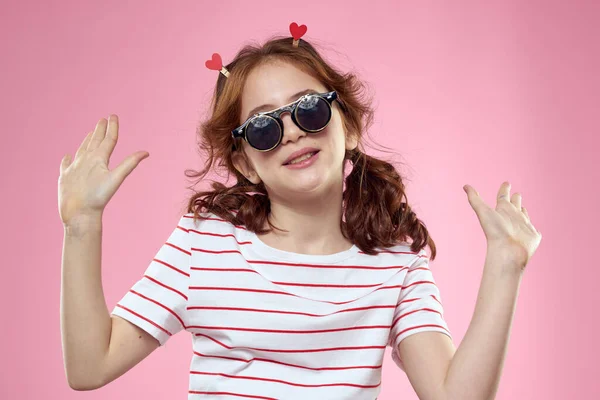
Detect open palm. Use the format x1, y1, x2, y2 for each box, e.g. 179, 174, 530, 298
464, 181, 542, 269
58, 115, 149, 226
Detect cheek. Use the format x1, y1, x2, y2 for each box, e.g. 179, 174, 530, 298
251, 153, 278, 175
332, 125, 349, 152
242, 150, 263, 175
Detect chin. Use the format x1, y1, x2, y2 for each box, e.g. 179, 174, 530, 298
289, 180, 324, 193
287, 174, 336, 196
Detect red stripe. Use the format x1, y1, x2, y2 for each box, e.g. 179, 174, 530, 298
114, 304, 172, 336
190, 370, 380, 389
397, 293, 438, 307
187, 324, 390, 334
391, 308, 442, 328
194, 332, 386, 353
190, 230, 252, 245
273, 281, 381, 288
153, 258, 190, 277
188, 285, 403, 305
401, 280, 437, 290
191, 244, 411, 270
165, 241, 191, 256
143, 275, 187, 300
190, 267, 396, 288
247, 259, 410, 271
192, 248, 418, 271
394, 324, 451, 340
189, 283, 431, 306
129, 289, 186, 328
186, 304, 395, 317
193, 248, 243, 255
399, 298, 420, 305
183, 215, 248, 231
191, 267, 256, 272
407, 267, 430, 273
366, 249, 418, 256
175, 225, 189, 233
188, 266, 431, 290
431, 294, 442, 305
193, 351, 381, 371
188, 391, 274, 399
189, 286, 293, 297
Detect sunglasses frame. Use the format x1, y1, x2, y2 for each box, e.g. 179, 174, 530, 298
231, 90, 338, 152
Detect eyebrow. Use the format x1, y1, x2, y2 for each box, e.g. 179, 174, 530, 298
244, 89, 319, 120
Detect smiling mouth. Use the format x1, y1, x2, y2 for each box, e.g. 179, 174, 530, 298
283, 150, 320, 165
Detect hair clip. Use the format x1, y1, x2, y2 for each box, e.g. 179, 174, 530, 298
206, 23, 307, 78
205, 52, 230, 78
289, 22, 307, 47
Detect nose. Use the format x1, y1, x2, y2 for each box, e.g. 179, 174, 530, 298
279, 111, 306, 145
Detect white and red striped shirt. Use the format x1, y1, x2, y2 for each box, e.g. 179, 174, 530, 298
112, 212, 452, 399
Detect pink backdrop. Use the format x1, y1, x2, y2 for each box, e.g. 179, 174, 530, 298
1, 0, 598, 399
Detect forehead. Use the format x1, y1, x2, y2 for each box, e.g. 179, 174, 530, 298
240, 61, 327, 118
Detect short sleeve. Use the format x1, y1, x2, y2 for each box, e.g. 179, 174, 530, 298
388, 248, 453, 370
111, 214, 192, 346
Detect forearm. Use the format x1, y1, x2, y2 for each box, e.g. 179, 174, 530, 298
60, 216, 112, 389
443, 247, 524, 400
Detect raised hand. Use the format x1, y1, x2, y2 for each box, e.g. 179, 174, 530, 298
58, 115, 149, 226
463, 181, 542, 270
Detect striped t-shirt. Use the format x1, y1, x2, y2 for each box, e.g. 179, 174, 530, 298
111, 212, 452, 399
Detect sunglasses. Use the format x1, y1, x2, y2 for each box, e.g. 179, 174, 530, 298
231, 90, 338, 152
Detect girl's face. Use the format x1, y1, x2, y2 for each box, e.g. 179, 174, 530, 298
232, 60, 358, 198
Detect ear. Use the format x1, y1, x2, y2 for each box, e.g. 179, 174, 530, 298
232, 149, 262, 185
345, 130, 359, 151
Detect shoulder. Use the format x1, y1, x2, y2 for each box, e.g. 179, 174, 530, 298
179, 211, 246, 239
369, 242, 426, 263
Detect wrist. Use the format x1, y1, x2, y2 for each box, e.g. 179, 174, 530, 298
485, 245, 527, 277
488, 237, 529, 266
64, 214, 103, 236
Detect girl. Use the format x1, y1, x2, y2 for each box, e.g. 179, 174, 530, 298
59, 24, 541, 400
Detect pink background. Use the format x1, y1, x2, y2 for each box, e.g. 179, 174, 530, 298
1, 0, 598, 399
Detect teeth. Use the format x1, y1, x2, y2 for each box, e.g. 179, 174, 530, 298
288, 151, 316, 165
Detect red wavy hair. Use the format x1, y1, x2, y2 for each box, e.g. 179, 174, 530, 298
183, 36, 437, 259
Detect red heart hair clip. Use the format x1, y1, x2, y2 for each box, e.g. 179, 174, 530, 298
289, 22, 307, 47
205, 53, 230, 78
205, 22, 309, 78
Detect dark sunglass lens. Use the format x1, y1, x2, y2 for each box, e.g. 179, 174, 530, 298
296, 96, 331, 131
246, 115, 281, 150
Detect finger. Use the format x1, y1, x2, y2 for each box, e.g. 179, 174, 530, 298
522, 206, 541, 236
111, 151, 150, 184
74, 131, 93, 160
511, 192, 522, 209
60, 153, 72, 175
497, 181, 511, 203
464, 184, 490, 215
88, 117, 109, 152
97, 114, 119, 165
522, 205, 530, 221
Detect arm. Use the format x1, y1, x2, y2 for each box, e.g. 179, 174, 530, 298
400, 181, 540, 400
60, 216, 159, 391
442, 248, 523, 399
399, 247, 523, 400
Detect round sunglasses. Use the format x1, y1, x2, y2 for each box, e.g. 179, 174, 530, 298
231, 90, 338, 152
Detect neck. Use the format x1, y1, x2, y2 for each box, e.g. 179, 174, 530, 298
260, 178, 352, 255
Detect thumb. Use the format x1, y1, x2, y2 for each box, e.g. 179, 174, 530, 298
60, 153, 72, 175
112, 151, 149, 182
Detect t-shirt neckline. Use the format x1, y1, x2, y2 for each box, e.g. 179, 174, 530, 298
245, 229, 360, 264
